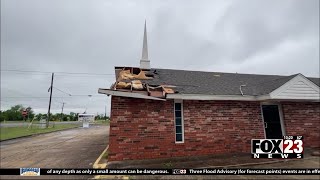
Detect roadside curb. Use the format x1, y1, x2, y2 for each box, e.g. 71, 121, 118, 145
0, 126, 80, 142
93, 145, 109, 169
92, 146, 130, 179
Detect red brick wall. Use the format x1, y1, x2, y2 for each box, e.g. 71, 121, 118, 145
109, 96, 265, 161
109, 97, 320, 161
282, 102, 320, 147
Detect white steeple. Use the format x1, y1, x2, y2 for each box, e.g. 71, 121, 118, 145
140, 20, 150, 69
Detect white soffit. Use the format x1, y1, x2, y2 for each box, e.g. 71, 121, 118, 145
98, 88, 166, 101
270, 74, 320, 100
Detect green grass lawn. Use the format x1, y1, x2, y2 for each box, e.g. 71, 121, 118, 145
0, 120, 35, 124
94, 119, 110, 125
0, 124, 80, 141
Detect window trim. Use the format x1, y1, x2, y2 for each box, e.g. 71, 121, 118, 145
174, 99, 184, 143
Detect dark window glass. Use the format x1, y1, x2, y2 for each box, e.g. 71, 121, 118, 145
176, 134, 182, 142
175, 103, 181, 111
175, 117, 181, 125
176, 126, 182, 133
174, 102, 183, 142
175, 110, 181, 118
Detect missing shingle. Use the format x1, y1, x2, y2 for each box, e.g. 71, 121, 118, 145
145, 72, 154, 78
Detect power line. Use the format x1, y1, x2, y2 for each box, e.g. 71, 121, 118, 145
1, 72, 115, 78
52, 87, 72, 96
1, 69, 115, 76
1, 87, 37, 97
1, 95, 104, 98
1, 97, 64, 99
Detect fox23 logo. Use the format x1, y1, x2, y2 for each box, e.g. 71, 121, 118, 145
173, 169, 187, 175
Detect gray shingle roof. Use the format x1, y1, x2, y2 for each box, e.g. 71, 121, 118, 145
139, 68, 320, 96
309, 77, 320, 87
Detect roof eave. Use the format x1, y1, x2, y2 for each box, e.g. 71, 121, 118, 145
98, 88, 166, 101
166, 94, 320, 102
98, 89, 319, 102
166, 94, 263, 101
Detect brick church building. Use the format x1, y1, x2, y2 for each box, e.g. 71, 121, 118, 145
99, 22, 320, 161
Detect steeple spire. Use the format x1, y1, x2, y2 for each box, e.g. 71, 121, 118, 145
140, 20, 150, 69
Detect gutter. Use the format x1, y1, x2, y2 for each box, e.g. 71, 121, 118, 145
166, 94, 263, 101
98, 89, 320, 102
166, 94, 320, 102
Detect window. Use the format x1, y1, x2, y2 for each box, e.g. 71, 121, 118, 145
174, 100, 184, 143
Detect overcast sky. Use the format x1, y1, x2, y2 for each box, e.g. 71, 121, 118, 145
1, 0, 319, 115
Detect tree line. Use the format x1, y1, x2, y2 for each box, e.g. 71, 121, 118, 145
0, 105, 109, 121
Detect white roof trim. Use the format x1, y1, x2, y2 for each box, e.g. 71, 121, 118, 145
98, 88, 166, 101
270, 74, 320, 100
166, 94, 264, 101
98, 89, 319, 102
167, 93, 319, 102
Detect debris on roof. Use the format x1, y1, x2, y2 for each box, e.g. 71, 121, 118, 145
147, 85, 164, 98
116, 81, 130, 89
101, 67, 320, 100
111, 67, 176, 99
163, 86, 175, 94
131, 80, 143, 90
117, 68, 153, 81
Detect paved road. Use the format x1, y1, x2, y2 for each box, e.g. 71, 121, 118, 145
0, 125, 109, 179
0, 121, 81, 127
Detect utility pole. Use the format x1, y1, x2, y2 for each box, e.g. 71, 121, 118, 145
60, 102, 65, 121
47, 73, 54, 128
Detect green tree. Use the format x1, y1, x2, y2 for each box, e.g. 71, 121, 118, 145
69, 112, 77, 121
11, 105, 23, 112
0, 111, 5, 121
49, 113, 57, 121
9, 105, 24, 121
0, 105, 25, 121
26, 106, 35, 121
35, 113, 45, 121
62, 116, 68, 121
41, 113, 48, 120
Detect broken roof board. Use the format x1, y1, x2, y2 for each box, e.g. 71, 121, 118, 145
98, 89, 166, 101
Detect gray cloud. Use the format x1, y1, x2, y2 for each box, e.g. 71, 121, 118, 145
1, 0, 319, 114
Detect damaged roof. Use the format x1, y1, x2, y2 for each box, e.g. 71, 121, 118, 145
99, 67, 319, 100
135, 68, 320, 96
